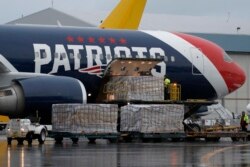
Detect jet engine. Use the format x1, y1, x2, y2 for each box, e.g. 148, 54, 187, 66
0, 76, 86, 123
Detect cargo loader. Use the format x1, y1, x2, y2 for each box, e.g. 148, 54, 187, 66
46, 61, 247, 144
48, 102, 249, 144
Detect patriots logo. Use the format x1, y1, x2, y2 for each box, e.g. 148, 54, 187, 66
78, 65, 106, 77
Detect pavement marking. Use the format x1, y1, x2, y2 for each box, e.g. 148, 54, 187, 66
201, 143, 250, 167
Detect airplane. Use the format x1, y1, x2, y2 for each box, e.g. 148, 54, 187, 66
0, 4, 246, 124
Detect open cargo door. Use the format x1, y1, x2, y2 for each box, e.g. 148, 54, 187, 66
103, 58, 163, 77
97, 58, 164, 102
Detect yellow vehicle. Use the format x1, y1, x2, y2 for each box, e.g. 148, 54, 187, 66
0, 115, 9, 130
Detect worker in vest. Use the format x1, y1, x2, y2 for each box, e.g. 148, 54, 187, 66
164, 75, 171, 100
240, 111, 249, 132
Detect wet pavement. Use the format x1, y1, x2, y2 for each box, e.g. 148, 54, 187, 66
0, 137, 250, 167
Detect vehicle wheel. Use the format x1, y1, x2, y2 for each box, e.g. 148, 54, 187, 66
88, 138, 96, 144
205, 137, 220, 142
123, 136, 132, 143
7, 138, 12, 145
26, 133, 33, 145
38, 129, 46, 144
71, 138, 79, 144
108, 138, 118, 143
231, 137, 240, 142
17, 139, 24, 145
55, 137, 63, 144
171, 138, 181, 142
212, 137, 220, 142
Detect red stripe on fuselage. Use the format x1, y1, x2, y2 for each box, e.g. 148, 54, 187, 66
174, 32, 245, 93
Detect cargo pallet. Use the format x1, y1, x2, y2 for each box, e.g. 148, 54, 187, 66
48, 131, 119, 144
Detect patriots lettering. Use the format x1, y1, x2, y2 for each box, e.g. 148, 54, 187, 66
33, 43, 166, 76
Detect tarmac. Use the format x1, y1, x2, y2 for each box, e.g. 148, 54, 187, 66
1, 134, 250, 167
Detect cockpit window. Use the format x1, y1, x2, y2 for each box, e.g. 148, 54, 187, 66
223, 51, 233, 63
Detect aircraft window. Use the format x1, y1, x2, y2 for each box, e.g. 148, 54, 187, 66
61, 53, 66, 58
100, 54, 104, 60
54, 53, 59, 58
69, 53, 74, 59
77, 53, 81, 59
164, 56, 168, 62
171, 56, 175, 62
106, 54, 111, 60
42, 52, 47, 58
223, 51, 233, 62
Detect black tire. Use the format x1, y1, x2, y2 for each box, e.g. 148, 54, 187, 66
212, 137, 220, 142
231, 137, 240, 142
55, 137, 63, 144
17, 138, 24, 145
108, 138, 118, 143
0, 125, 6, 130
71, 138, 79, 144
38, 129, 46, 144
88, 138, 96, 144
153, 138, 162, 143
205, 137, 220, 142
7, 138, 12, 145
26, 133, 33, 145
171, 138, 181, 142
123, 136, 132, 143
186, 138, 195, 142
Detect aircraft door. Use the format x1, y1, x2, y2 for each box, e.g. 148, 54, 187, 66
190, 47, 204, 75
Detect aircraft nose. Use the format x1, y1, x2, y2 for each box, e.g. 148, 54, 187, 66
223, 62, 246, 93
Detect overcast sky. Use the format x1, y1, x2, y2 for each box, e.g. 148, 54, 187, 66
1, 0, 250, 34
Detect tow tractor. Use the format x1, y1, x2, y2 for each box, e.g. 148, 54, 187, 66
0, 115, 9, 130
6, 118, 48, 145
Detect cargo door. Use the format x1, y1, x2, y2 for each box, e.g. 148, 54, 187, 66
103, 58, 163, 77
190, 48, 204, 75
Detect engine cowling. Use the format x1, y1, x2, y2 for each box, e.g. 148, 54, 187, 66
0, 76, 87, 123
